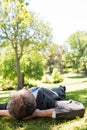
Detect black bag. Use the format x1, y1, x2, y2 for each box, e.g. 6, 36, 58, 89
55, 100, 85, 119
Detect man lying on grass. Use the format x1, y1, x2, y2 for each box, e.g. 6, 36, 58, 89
0, 86, 85, 120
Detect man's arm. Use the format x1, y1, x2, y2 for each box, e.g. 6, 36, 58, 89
0, 110, 14, 119
0, 109, 56, 120
24, 108, 56, 120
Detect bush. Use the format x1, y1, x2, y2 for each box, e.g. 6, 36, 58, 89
0, 80, 15, 90
52, 68, 63, 83
24, 83, 38, 88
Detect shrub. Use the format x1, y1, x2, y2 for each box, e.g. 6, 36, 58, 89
0, 80, 15, 90
52, 68, 63, 83
24, 83, 38, 88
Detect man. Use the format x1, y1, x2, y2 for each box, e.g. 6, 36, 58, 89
0, 86, 85, 120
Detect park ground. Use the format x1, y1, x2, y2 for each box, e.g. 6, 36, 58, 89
0, 72, 87, 130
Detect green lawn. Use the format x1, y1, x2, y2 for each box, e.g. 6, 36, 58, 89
0, 73, 87, 130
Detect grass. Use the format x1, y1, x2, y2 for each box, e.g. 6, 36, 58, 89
0, 73, 87, 130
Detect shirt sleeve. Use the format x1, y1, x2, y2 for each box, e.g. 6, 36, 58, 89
0, 103, 8, 110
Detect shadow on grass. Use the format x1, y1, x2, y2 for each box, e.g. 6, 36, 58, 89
0, 91, 11, 94
0, 117, 66, 130
67, 75, 87, 79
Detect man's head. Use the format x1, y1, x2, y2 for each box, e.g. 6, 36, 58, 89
7, 87, 36, 119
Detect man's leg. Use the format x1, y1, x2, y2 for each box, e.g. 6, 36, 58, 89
51, 86, 66, 100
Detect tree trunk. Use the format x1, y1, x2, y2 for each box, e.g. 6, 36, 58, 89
15, 49, 23, 90
16, 59, 23, 90
84, 64, 87, 75
22, 73, 24, 86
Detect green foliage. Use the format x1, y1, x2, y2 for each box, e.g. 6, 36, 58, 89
0, 80, 15, 90
44, 43, 64, 74
0, 48, 44, 88
52, 68, 63, 83
2, 56, 16, 80
63, 68, 72, 73
67, 31, 87, 50
80, 56, 87, 74
24, 51, 44, 80
0, 47, 17, 90
0, 0, 52, 89
66, 31, 87, 73
25, 83, 37, 88
63, 68, 77, 73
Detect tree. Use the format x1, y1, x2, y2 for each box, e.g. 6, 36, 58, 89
0, 0, 52, 89
80, 56, 87, 75
44, 43, 64, 74
0, 47, 44, 87
66, 31, 87, 73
